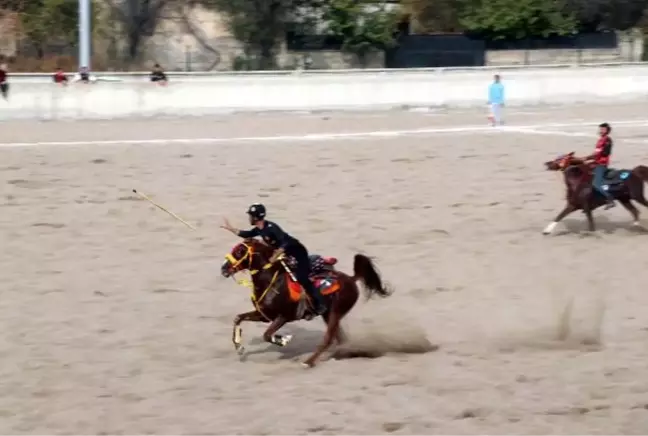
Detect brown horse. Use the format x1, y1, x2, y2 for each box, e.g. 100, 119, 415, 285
543, 152, 648, 234
220, 238, 392, 368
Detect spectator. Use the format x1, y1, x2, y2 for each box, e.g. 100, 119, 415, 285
72, 66, 93, 83
487, 74, 505, 126
53, 67, 69, 85
0, 63, 8, 100
150, 63, 168, 85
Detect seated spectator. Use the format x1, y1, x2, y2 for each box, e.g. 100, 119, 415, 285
150, 63, 168, 85
72, 66, 95, 83
53, 67, 69, 85
0, 63, 8, 100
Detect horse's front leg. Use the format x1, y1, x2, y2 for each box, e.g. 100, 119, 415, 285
262, 316, 292, 347
583, 205, 596, 232
232, 310, 265, 354
581, 192, 597, 232
543, 203, 576, 235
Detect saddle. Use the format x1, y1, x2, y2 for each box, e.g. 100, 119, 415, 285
603, 168, 630, 184
283, 254, 338, 277
281, 255, 341, 319
285, 270, 341, 302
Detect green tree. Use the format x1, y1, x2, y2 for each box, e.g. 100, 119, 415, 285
564, 0, 648, 31
323, 0, 398, 67
105, 0, 175, 62
193, 0, 323, 70
401, 0, 464, 33
460, 0, 577, 40
18, 0, 84, 58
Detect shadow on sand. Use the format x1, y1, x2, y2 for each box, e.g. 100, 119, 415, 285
239, 322, 438, 362
556, 215, 648, 236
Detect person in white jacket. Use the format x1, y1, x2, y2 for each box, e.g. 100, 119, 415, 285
72, 66, 97, 83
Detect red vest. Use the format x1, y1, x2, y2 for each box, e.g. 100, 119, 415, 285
594, 136, 610, 165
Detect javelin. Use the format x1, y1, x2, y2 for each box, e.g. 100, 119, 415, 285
132, 189, 196, 230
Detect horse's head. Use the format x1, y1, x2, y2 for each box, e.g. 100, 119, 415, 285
221, 239, 274, 278
545, 152, 575, 171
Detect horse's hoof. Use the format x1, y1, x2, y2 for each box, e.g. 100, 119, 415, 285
280, 335, 293, 347
543, 222, 557, 235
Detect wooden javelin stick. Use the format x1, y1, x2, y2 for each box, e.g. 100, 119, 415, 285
279, 257, 297, 282
132, 189, 196, 230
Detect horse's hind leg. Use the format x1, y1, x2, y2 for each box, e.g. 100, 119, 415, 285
632, 187, 648, 211
619, 199, 642, 227
628, 177, 648, 210
303, 308, 340, 368
322, 311, 347, 345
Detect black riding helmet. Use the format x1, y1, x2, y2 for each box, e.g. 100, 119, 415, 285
246, 203, 266, 221
599, 122, 612, 134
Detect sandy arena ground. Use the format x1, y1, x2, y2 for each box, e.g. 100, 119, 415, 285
4, 103, 648, 434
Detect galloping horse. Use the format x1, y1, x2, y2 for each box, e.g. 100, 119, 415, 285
221, 239, 392, 368
543, 152, 648, 234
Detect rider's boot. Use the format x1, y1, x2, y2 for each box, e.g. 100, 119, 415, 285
302, 280, 326, 318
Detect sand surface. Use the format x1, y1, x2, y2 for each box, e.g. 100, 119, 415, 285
4, 104, 648, 434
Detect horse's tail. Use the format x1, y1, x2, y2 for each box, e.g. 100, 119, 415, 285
633, 165, 648, 183
352, 254, 392, 299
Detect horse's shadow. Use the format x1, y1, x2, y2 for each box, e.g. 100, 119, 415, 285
240, 324, 325, 362
557, 216, 648, 236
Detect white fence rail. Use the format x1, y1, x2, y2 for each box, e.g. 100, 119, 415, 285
2, 62, 648, 120
7, 61, 648, 82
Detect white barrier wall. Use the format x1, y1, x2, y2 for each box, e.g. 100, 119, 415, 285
2, 64, 648, 121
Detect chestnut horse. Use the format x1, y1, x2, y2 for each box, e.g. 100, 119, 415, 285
220, 239, 391, 368
543, 152, 648, 234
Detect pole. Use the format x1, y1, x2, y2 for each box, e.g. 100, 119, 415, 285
79, 0, 91, 69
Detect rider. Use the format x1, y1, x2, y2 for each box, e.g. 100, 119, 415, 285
585, 122, 615, 210
221, 203, 327, 317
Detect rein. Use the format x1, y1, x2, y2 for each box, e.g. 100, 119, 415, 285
224, 242, 285, 321
557, 156, 592, 192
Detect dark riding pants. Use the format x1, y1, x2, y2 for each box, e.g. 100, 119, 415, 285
285, 243, 325, 309
593, 164, 614, 201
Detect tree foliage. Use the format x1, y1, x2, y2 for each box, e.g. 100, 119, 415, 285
193, 0, 323, 70
4, 0, 648, 70
400, 0, 464, 33
563, 0, 648, 31
9, 0, 86, 58
459, 0, 577, 40
104, 0, 174, 61
322, 0, 399, 66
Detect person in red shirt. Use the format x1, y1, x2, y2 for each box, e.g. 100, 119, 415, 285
53, 67, 68, 85
585, 122, 615, 209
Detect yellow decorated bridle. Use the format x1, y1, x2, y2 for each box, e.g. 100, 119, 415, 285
558, 154, 574, 170
224, 241, 282, 321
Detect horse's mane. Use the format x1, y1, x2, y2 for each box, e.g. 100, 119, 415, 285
564, 162, 587, 177
243, 238, 274, 258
